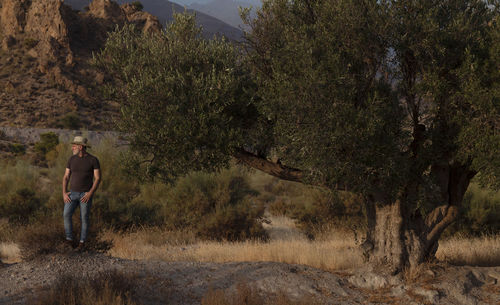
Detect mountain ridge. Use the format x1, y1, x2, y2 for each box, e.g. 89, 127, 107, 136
64, 0, 243, 41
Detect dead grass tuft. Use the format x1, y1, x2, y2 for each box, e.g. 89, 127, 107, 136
0, 242, 21, 264
29, 270, 139, 305
436, 234, 500, 266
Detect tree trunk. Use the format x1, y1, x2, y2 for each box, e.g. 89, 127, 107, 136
367, 200, 427, 272
363, 163, 475, 272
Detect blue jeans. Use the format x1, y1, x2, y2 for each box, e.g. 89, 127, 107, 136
63, 191, 92, 242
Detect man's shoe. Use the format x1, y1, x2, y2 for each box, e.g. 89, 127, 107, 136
76, 242, 85, 251
64, 239, 76, 250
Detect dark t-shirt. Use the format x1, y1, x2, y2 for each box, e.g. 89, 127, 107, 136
66, 153, 100, 192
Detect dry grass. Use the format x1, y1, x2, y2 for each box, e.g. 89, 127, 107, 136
436, 234, 500, 266
106, 216, 364, 271
29, 270, 139, 305
0, 242, 21, 264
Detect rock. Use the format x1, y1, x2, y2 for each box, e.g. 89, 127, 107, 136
27, 48, 38, 58
88, 0, 126, 24
1, 35, 16, 51
488, 270, 500, 284
412, 287, 440, 303
25, 0, 69, 45
125, 11, 162, 34
348, 272, 389, 289
0, 0, 27, 37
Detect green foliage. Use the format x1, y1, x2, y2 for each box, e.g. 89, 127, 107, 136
34, 132, 59, 160
448, 183, 500, 235
131, 1, 143, 11
93, 13, 258, 181
0, 160, 39, 197
0, 188, 40, 224
58, 112, 81, 130
243, 0, 404, 196
160, 168, 268, 241
8, 143, 25, 155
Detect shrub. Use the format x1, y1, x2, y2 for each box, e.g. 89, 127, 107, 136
17, 217, 65, 260
446, 183, 500, 236
17, 216, 111, 260
34, 132, 59, 160
30, 270, 138, 305
161, 168, 268, 241
0, 130, 7, 140
8, 143, 25, 155
58, 112, 81, 130
131, 1, 143, 11
0, 188, 41, 224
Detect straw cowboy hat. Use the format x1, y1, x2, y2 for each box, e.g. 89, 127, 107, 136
71, 136, 91, 148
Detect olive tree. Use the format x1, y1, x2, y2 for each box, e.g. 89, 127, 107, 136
242, 0, 499, 271
95, 2, 499, 271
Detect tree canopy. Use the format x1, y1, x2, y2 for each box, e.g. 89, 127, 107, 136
94, 0, 500, 269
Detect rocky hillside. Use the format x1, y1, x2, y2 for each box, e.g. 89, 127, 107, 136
0, 0, 235, 130
65, 0, 244, 40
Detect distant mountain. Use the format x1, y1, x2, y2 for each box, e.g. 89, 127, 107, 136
65, 0, 244, 41
188, 0, 260, 28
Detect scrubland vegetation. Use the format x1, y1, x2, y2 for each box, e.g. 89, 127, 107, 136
0, 136, 499, 269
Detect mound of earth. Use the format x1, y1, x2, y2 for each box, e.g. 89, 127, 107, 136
1, 251, 499, 304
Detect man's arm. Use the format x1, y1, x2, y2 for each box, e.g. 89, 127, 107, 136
81, 169, 101, 204
62, 168, 71, 203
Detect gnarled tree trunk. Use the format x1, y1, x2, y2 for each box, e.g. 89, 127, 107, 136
363, 163, 476, 272
234, 148, 477, 271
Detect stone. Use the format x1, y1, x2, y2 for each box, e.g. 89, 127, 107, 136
1, 35, 16, 51
89, 0, 126, 23
412, 287, 440, 304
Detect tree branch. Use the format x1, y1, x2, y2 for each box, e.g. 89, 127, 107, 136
425, 205, 458, 248
233, 148, 350, 192
233, 148, 304, 183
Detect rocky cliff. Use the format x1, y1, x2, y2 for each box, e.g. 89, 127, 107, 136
0, 0, 161, 129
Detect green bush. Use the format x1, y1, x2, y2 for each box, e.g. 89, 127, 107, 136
34, 132, 59, 160
8, 143, 25, 155
58, 113, 81, 130
0, 188, 41, 223
0, 160, 41, 204
161, 168, 268, 241
446, 183, 500, 236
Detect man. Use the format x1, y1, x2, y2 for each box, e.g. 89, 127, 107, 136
62, 136, 101, 249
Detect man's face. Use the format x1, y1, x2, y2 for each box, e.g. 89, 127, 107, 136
72, 144, 83, 155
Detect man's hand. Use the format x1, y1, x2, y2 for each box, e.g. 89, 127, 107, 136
63, 192, 71, 203
81, 192, 93, 204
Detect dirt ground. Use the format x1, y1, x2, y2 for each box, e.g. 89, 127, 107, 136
1, 251, 499, 305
